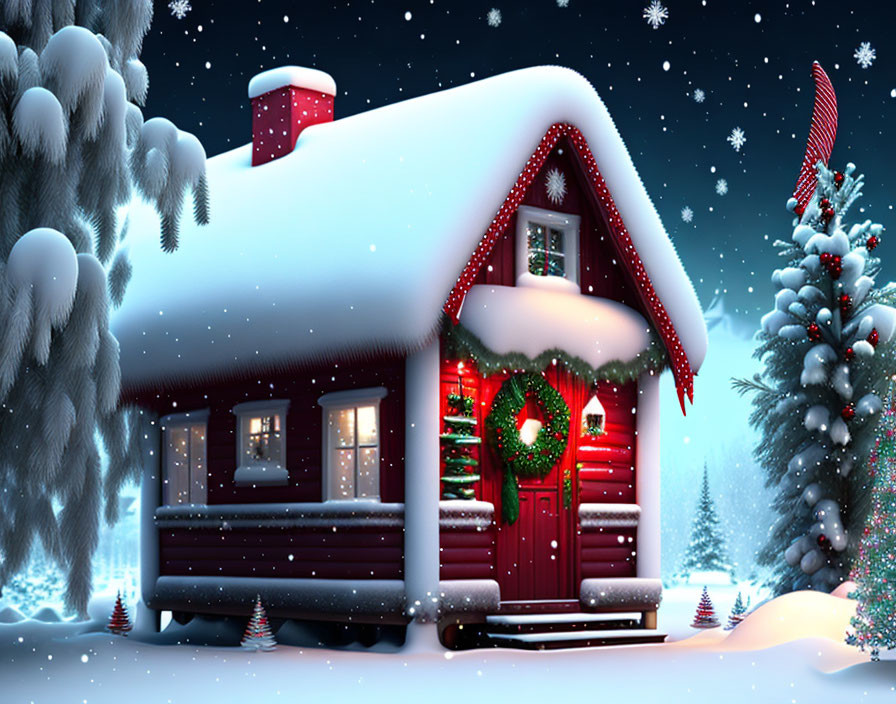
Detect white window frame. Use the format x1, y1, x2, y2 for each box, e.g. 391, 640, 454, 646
318, 387, 388, 502
232, 399, 290, 486
515, 205, 580, 288
160, 409, 210, 505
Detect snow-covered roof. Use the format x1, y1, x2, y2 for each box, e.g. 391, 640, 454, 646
112, 66, 706, 390
459, 283, 651, 369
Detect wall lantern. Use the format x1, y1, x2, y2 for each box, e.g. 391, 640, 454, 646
581, 394, 606, 437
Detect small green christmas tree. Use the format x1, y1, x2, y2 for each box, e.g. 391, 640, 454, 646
848, 392, 896, 662
440, 376, 480, 500
241, 596, 276, 651
680, 465, 733, 579
725, 591, 749, 630
691, 586, 720, 629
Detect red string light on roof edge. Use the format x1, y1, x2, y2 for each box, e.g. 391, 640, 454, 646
442, 123, 695, 413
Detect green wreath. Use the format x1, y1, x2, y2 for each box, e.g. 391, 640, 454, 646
486, 372, 570, 524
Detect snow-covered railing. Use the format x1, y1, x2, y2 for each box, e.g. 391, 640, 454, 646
438, 501, 494, 531
579, 503, 641, 529
154, 501, 404, 530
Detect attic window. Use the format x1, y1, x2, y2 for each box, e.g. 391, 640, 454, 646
581, 394, 606, 438
515, 205, 580, 288
232, 399, 290, 486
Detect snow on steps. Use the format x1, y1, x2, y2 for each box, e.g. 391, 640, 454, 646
480, 611, 664, 649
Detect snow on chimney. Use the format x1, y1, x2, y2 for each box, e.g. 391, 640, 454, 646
248, 66, 336, 166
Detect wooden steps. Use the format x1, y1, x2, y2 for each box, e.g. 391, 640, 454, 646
471, 611, 665, 650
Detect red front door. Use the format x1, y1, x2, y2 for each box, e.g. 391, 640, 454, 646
497, 486, 572, 600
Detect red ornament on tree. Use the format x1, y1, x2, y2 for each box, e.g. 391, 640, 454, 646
107, 591, 132, 636
867, 235, 880, 250
795, 203, 805, 217
820, 252, 832, 265
845, 347, 855, 362
868, 328, 880, 347
817, 533, 830, 548
842, 404, 856, 421
807, 323, 822, 341
839, 293, 851, 314
819, 198, 831, 209
834, 171, 844, 187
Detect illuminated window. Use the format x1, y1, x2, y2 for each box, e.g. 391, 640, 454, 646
232, 399, 290, 486
161, 410, 209, 505
515, 205, 580, 286
581, 394, 607, 438
318, 387, 387, 500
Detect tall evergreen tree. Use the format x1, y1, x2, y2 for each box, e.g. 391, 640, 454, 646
735, 161, 896, 594
680, 465, 732, 578
848, 390, 896, 661
0, 2, 208, 616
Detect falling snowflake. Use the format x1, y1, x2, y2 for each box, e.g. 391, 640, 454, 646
168, 0, 192, 20
693, 88, 705, 103
557, 0, 570, 6
727, 126, 746, 152
715, 179, 729, 196
487, 8, 502, 27
545, 168, 567, 204
854, 42, 876, 69
681, 206, 694, 223
643, 1, 668, 30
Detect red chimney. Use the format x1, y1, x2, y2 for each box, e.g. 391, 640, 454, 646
248, 66, 336, 166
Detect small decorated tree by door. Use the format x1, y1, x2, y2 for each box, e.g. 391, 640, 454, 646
440, 373, 481, 500
691, 586, 720, 629
241, 596, 277, 651
848, 391, 896, 661
107, 592, 132, 636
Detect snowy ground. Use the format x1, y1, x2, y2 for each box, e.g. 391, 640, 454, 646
1, 583, 892, 704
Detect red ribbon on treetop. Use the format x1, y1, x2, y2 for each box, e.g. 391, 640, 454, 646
792, 62, 838, 215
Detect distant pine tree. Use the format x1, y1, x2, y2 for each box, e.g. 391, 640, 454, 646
680, 465, 733, 579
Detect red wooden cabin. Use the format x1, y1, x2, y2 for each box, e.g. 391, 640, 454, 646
111, 65, 706, 646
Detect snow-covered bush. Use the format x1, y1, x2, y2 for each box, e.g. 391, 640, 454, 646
735, 162, 896, 593
0, 2, 208, 616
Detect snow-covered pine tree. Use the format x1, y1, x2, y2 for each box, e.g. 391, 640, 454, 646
679, 464, 733, 580
848, 388, 896, 661
0, 2, 208, 616
734, 162, 896, 594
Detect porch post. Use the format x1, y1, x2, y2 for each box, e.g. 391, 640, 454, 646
404, 336, 441, 638
139, 410, 162, 631
635, 370, 661, 579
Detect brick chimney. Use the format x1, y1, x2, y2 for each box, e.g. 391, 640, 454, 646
248, 66, 336, 166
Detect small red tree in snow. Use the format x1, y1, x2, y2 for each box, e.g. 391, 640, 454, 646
691, 586, 720, 628
107, 592, 132, 635
241, 595, 277, 651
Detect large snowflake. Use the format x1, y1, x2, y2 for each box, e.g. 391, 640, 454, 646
681, 206, 694, 223
643, 1, 668, 30
727, 126, 746, 152
487, 8, 502, 27
545, 168, 567, 204
715, 178, 728, 196
168, 0, 192, 20
693, 88, 705, 103
854, 42, 876, 69
557, 0, 570, 6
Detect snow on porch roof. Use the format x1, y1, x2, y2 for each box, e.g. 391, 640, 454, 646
111, 66, 707, 390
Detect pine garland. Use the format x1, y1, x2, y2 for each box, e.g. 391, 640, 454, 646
442, 318, 668, 385
486, 372, 570, 524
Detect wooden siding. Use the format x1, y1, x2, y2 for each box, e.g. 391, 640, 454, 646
159, 524, 404, 580
131, 355, 406, 505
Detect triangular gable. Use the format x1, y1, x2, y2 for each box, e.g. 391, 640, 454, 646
444, 122, 696, 413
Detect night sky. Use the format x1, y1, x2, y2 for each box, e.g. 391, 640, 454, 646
142, 0, 896, 323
